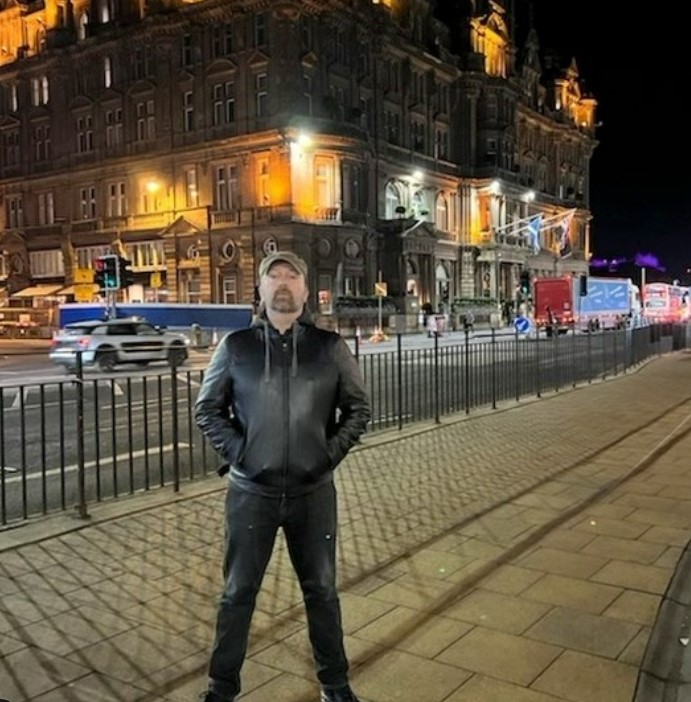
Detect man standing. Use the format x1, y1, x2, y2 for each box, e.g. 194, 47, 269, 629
195, 251, 371, 702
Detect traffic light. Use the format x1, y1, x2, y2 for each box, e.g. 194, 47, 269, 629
117, 256, 135, 288
94, 259, 105, 290
519, 269, 531, 296
94, 255, 119, 291
579, 274, 588, 297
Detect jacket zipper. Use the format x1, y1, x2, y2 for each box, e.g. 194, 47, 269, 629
281, 335, 289, 496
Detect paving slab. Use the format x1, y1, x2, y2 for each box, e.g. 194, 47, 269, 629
2, 355, 691, 701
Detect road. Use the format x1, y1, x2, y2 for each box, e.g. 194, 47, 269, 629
0, 329, 639, 524
0, 329, 519, 384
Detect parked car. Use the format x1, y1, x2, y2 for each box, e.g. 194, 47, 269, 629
49, 318, 189, 372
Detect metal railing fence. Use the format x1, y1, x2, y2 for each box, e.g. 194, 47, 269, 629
1, 323, 688, 526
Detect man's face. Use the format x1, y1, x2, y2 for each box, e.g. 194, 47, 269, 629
260, 262, 308, 314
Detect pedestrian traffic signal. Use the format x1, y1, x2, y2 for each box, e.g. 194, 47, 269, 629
117, 256, 135, 288
94, 255, 119, 291
519, 270, 531, 296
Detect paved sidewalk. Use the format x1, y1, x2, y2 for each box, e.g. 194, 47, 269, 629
2, 353, 691, 702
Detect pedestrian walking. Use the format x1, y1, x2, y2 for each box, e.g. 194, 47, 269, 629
463, 310, 475, 334
194, 251, 371, 702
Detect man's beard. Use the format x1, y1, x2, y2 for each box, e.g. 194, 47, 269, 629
268, 289, 301, 313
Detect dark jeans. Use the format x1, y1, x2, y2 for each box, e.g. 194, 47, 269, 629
208, 481, 349, 699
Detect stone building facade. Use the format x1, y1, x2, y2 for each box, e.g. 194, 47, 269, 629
0, 0, 596, 324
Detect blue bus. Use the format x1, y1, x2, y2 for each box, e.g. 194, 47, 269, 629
58, 303, 253, 345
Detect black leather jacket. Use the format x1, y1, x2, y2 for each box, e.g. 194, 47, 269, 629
194, 309, 371, 497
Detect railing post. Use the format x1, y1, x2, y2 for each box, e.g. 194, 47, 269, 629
535, 328, 541, 398
587, 328, 592, 382
171, 365, 180, 492
515, 325, 520, 402
74, 351, 90, 520
571, 324, 577, 388
491, 327, 497, 410
434, 331, 440, 424
553, 331, 559, 393
0, 387, 5, 526
397, 333, 403, 431
464, 328, 470, 414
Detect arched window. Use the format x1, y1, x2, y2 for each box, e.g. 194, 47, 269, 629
385, 181, 403, 219
412, 189, 429, 220
435, 194, 448, 231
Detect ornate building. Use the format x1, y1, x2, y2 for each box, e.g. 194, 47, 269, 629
0, 0, 596, 324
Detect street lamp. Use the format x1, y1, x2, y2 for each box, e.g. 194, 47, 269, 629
146, 179, 161, 212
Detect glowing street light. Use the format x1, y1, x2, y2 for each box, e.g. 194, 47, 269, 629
297, 132, 312, 148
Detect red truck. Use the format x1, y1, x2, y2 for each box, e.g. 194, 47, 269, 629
532, 276, 574, 335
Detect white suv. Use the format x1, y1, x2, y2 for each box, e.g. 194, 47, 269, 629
49, 318, 189, 372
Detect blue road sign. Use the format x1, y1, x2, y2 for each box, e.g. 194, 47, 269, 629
514, 316, 531, 333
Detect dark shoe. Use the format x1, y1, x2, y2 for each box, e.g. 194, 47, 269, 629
199, 692, 235, 702
320, 685, 361, 702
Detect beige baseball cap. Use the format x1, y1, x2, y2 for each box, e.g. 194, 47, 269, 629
258, 251, 308, 279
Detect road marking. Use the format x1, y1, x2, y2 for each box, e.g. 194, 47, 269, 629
178, 373, 200, 387
94, 379, 125, 396
0, 465, 18, 473
7, 384, 79, 409
372, 413, 414, 423
11, 386, 34, 409
2, 443, 190, 485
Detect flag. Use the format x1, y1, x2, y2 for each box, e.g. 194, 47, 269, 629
525, 215, 542, 255
558, 210, 574, 258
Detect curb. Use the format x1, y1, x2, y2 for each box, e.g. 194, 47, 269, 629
634, 538, 691, 701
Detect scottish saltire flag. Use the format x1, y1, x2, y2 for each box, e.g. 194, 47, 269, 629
558, 210, 575, 258
526, 215, 542, 255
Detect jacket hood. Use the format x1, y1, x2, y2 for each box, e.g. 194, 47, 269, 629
251, 304, 315, 381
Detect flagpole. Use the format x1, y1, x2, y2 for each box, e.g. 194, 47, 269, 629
493, 208, 576, 235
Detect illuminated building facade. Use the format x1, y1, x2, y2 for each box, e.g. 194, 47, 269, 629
0, 0, 596, 322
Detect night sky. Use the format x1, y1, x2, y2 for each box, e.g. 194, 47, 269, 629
437, 1, 690, 282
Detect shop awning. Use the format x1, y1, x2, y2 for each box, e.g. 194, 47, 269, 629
10, 284, 64, 298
